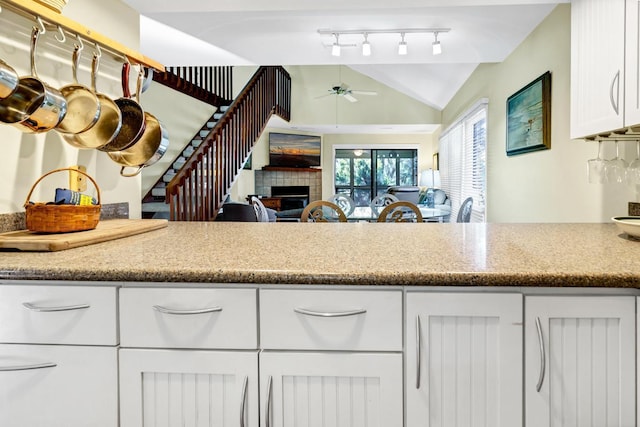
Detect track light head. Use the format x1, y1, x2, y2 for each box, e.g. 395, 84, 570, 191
362, 33, 371, 56
332, 33, 341, 57
432, 32, 442, 55
398, 33, 407, 55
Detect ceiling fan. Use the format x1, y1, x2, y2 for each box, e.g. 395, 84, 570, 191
316, 83, 378, 102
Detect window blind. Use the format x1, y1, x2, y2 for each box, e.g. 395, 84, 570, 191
439, 100, 488, 222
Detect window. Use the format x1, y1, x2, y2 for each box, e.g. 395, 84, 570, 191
334, 149, 417, 206
439, 100, 487, 222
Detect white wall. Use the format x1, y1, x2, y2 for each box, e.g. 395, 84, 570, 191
0, 0, 145, 216
229, 65, 439, 201
442, 4, 635, 223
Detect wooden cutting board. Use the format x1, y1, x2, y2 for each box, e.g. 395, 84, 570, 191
0, 219, 168, 252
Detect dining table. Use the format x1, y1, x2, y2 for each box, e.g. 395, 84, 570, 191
275, 205, 449, 222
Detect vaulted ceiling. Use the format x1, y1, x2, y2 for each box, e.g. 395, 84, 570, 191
123, 0, 566, 114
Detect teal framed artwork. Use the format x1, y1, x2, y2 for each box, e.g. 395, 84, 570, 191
506, 71, 551, 156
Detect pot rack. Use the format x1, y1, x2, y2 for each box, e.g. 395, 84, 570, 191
0, 0, 164, 71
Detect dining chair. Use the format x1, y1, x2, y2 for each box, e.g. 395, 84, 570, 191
456, 197, 474, 223
300, 200, 347, 222
370, 193, 399, 218
328, 193, 356, 217
376, 201, 423, 223
251, 196, 270, 222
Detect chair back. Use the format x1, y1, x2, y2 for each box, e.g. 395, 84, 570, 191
251, 196, 270, 222
377, 201, 423, 223
370, 193, 399, 218
328, 194, 355, 216
300, 200, 347, 222
457, 197, 473, 223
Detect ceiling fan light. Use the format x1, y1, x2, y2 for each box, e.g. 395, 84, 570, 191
362, 41, 371, 56
432, 40, 442, 55
398, 41, 408, 55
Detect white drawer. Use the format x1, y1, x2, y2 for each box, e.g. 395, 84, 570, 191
260, 289, 402, 351
0, 285, 117, 345
120, 288, 258, 349
0, 344, 118, 427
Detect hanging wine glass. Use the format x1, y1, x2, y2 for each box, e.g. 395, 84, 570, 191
587, 141, 605, 184
605, 140, 627, 184
627, 140, 640, 185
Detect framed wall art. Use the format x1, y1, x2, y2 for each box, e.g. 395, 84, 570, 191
506, 71, 551, 156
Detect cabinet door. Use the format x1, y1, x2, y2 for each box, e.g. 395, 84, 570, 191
626, 0, 640, 125
260, 351, 403, 427
119, 349, 259, 427
570, 0, 626, 138
405, 293, 522, 427
525, 296, 635, 427
0, 344, 118, 427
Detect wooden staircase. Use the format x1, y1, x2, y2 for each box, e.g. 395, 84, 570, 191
147, 66, 291, 221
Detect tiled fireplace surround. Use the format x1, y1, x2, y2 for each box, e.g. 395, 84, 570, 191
254, 169, 322, 202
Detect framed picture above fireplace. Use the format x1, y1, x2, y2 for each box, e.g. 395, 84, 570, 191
269, 132, 321, 168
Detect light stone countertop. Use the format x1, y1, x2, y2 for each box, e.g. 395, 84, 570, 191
0, 221, 639, 287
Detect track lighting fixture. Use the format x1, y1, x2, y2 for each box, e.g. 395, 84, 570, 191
398, 33, 408, 55
318, 27, 450, 57
432, 32, 442, 55
362, 33, 371, 56
331, 33, 341, 56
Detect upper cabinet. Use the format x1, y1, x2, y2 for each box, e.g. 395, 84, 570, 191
625, 0, 640, 125
570, 0, 625, 138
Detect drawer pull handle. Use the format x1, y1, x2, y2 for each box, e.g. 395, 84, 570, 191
23, 302, 90, 312
535, 316, 546, 392
293, 307, 366, 317
265, 375, 273, 427
240, 376, 248, 427
416, 314, 422, 389
0, 362, 57, 372
152, 305, 222, 315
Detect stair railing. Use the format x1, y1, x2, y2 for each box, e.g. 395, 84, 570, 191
166, 66, 291, 221
152, 66, 234, 106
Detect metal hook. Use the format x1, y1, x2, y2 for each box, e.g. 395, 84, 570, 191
95, 44, 102, 58
75, 34, 84, 51
36, 17, 46, 34
55, 25, 66, 43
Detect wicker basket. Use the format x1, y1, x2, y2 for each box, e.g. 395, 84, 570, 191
32, 0, 69, 13
24, 168, 101, 233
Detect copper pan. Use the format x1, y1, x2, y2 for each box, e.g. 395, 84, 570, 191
63, 51, 122, 149
108, 111, 169, 177
56, 39, 101, 136
0, 59, 19, 99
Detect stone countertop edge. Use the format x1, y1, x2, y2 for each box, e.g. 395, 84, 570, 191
0, 221, 639, 288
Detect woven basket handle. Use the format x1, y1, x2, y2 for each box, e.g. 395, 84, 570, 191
24, 167, 101, 206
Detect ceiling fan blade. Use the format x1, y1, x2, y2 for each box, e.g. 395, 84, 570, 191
343, 93, 358, 102
315, 93, 334, 99
351, 90, 378, 96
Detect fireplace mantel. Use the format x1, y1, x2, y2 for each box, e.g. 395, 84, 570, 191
261, 166, 322, 173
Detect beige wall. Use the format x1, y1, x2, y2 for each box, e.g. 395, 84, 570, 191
0, 0, 144, 216
442, 4, 635, 223
230, 65, 439, 201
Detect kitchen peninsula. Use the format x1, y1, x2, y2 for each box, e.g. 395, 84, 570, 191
0, 221, 638, 286
1, 221, 640, 427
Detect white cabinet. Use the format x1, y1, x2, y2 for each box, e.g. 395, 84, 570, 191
0, 285, 118, 427
259, 288, 404, 427
525, 296, 636, 427
260, 351, 402, 427
626, 0, 640, 125
405, 292, 523, 427
120, 349, 258, 427
118, 287, 259, 427
570, 0, 626, 138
